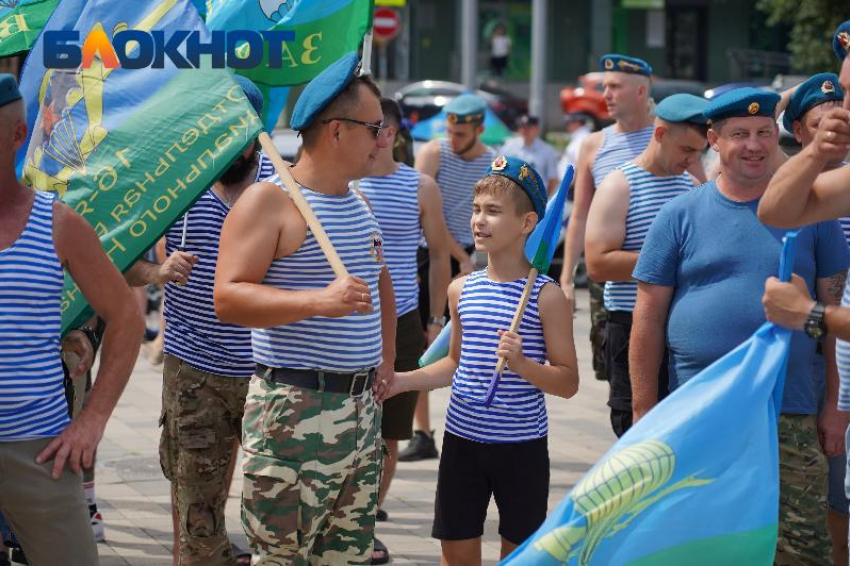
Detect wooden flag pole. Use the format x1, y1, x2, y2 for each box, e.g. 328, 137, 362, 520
257, 132, 348, 278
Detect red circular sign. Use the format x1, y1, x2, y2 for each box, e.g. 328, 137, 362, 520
373, 7, 401, 41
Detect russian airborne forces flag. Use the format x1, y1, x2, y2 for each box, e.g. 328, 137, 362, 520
15, 0, 263, 333
503, 234, 800, 565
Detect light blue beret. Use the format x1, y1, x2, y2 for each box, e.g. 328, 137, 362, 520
599, 54, 652, 76
445, 94, 486, 124
486, 155, 547, 219
0, 73, 21, 109
783, 73, 844, 132
233, 75, 264, 116
834, 20, 850, 60
655, 93, 710, 125
703, 87, 780, 122
290, 52, 360, 131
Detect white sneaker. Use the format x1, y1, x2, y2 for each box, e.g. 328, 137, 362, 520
89, 505, 105, 543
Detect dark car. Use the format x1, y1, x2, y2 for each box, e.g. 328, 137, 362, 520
394, 80, 528, 126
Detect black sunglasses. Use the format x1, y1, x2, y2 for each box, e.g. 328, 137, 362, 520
322, 117, 385, 138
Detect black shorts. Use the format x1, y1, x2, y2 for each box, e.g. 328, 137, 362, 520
432, 432, 549, 544
382, 308, 427, 440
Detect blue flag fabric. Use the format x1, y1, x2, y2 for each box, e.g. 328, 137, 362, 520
503, 233, 799, 565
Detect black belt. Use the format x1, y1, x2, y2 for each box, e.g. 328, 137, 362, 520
256, 364, 375, 397
607, 311, 633, 325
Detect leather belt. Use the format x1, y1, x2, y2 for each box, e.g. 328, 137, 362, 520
256, 364, 375, 397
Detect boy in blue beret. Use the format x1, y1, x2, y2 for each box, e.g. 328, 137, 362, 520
633, 86, 848, 564
388, 156, 579, 564
406, 92, 497, 463
586, 92, 708, 437
215, 52, 397, 564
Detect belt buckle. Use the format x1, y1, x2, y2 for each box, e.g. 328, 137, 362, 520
349, 370, 370, 397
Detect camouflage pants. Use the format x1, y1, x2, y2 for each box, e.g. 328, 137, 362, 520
588, 280, 608, 381
776, 414, 831, 565
241, 374, 382, 565
159, 355, 249, 566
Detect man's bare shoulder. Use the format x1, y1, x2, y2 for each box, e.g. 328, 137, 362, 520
596, 168, 629, 195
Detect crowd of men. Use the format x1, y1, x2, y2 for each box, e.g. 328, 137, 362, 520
3, 17, 850, 566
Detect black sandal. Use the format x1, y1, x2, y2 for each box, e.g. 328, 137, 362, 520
371, 537, 390, 565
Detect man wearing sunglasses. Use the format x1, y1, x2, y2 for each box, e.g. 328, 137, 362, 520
214, 52, 396, 564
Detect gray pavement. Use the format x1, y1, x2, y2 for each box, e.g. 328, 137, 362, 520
90, 288, 614, 565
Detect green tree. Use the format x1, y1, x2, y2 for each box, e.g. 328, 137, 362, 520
756, 0, 850, 73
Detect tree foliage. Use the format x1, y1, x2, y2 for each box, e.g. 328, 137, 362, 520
757, 0, 850, 73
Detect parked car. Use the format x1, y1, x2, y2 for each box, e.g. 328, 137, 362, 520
394, 80, 528, 127
560, 74, 707, 129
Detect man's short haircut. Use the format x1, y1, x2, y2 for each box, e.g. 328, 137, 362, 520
708, 118, 726, 135
380, 97, 403, 128
300, 75, 382, 148
473, 174, 534, 216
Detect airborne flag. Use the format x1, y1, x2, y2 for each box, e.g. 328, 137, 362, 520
15, 0, 263, 333
0, 0, 60, 57
502, 234, 800, 565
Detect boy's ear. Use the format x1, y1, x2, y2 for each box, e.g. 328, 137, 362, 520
522, 211, 538, 235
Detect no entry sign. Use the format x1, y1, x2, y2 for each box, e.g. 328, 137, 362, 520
373, 7, 401, 42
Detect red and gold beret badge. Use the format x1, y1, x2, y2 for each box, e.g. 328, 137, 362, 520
748, 102, 760, 115
822, 80, 836, 94
491, 156, 508, 171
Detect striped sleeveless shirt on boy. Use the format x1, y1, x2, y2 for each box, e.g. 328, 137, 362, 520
357, 163, 421, 317
434, 139, 496, 247
446, 270, 552, 443
0, 191, 70, 440
590, 125, 654, 188
163, 153, 276, 378
604, 162, 693, 312
252, 179, 385, 372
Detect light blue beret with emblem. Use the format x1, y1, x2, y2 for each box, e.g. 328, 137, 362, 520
486, 155, 547, 219
834, 20, 850, 60
703, 87, 780, 123
290, 51, 360, 131
0, 73, 21, 109
783, 73, 844, 132
599, 54, 652, 76
655, 93, 710, 125
445, 94, 487, 124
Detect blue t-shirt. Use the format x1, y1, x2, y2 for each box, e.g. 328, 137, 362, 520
633, 180, 850, 415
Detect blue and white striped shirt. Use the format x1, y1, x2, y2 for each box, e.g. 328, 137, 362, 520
837, 281, 850, 411
604, 162, 693, 312
590, 125, 654, 189
252, 179, 385, 372
446, 270, 551, 443
434, 139, 496, 246
357, 164, 421, 317
0, 192, 70, 441
163, 153, 276, 378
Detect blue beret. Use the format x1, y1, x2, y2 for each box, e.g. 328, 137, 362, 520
233, 74, 264, 116
703, 87, 780, 123
655, 93, 710, 125
0, 73, 21, 109
445, 94, 486, 124
783, 73, 844, 132
486, 156, 547, 219
291, 51, 360, 131
834, 20, 850, 60
599, 54, 652, 76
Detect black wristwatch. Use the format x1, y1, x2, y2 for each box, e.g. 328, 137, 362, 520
427, 316, 447, 328
804, 303, 827, 341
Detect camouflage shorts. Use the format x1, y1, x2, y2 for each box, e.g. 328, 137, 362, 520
589, 279, 608, 381
776, 414, 831, 565
241, 374, 383, 565
159, 355, 249, 566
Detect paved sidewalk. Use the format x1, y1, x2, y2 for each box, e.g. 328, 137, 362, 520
89, 288, 614, 565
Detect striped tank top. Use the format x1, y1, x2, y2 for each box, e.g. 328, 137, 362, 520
163, 153, 276, 378
446, 270, 551, 443
252, 179, 385, 372
357, 164, 421, 317
434, 139, 497, 246
590, 125, 654, 188
0, 191, 70, 441
604, 162, 693, 312
836, 280, 850, 411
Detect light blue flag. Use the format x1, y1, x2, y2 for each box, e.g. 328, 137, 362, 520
503, 233, 799, 565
